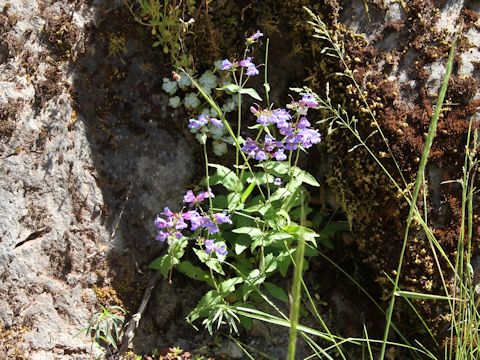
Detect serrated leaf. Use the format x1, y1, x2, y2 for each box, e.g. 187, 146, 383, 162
239, 88, 262, 101
264, 282, 288, 302
209, 164, 243, 192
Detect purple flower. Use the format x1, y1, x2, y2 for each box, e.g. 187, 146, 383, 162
274, 177, 282, 186
175, 218, 188, 230
154, 216, 173, 229
161, 207, 174, 217
301, 94, 318, 108
189, 213, 203, 231
205, 239, 228, 256
297, 117, 311, 129
239, 57, 254, 67
202, 217, 219, 234
216, 245, 228, 256
183, 190, 196, 204
204, 239, 215, 253
209, 118, 223, 128
242, 138, 261, 158
297, 128, 321, 148
221, 59, 233, 70
213, 212, 233, 225
183, 190, 214, 206
246, 65, 259, 76
255, 150, 267, 161
188, 115, 209, 130
155, 231, 169, 242
247, 30, 264, 43
273, 149, 287, 161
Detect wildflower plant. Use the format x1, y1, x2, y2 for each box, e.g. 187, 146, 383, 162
150, 31, 328, 334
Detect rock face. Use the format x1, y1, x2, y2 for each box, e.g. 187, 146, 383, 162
0, 0, 194, 358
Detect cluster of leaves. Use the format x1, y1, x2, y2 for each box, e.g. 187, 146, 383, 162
126, 0, 197, 68
78, 305, 126, 356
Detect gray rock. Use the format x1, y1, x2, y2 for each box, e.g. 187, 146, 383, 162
0, 0, 194, 358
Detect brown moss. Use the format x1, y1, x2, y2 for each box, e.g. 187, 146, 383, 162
0, 325, 29, 359
92, 284, 123, 307
42, 9, 79, 59
0, 100, 22, 142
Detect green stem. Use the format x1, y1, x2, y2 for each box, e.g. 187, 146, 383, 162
287, 192, 306, 360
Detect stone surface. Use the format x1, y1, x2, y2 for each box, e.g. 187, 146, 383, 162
0, 0, 194, 358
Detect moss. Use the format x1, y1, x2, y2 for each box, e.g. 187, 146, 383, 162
0, 100, 22, 141
0, 325, 29, 359
92, 284, 123, 307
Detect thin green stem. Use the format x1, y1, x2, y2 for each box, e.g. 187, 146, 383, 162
287, 192, 306, 360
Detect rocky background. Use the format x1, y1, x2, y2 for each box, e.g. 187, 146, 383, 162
0, 0, 479, 359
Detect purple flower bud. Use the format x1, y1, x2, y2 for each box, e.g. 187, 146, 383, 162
247, 30, 264, 43
161, 207, 174, 217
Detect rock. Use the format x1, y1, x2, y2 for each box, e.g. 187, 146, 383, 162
0, 0, 194, 358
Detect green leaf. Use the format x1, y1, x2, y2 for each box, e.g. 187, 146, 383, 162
264, 282, 288, 302
239, 88, 262, 101
244, 201, 273, 215
275, 248, 298, 277
294, 168, 320, 187
227, 192, 243, 211
232, 227, 265, 237
148, 254, 177, 276
261, 253, 278, 274
218, 84, 241, 93
260, 161, 290, 175
240, 182, 255, 203
209, 164, 243, 192
234, 236, 250, 255
194, 248, 226, 275
219, 277, 243, 296
177, 261, 210, 282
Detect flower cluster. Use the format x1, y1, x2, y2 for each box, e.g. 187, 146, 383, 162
242, 97, 321, 161
242, 135, 287, 161
154, 190, 231, 255
204, 239, 228, 256
188, 115, 223, 131
220, 57, 260, 76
